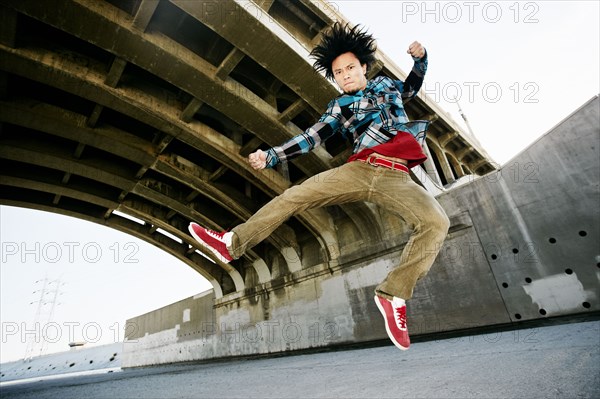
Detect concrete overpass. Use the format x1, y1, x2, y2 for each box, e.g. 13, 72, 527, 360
0, 0, 495, 299
2, 0, 598, 368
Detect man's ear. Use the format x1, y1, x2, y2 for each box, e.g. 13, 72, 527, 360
362, 64, 367, 76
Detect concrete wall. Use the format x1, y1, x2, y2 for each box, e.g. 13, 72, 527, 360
0, 342, 121, 383
436, 95, 599, 322
122, 96, 599, 368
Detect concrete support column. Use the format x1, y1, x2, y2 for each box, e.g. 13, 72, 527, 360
447, 154, 465, 179
441, 153, 457, 184
428, 140, 456, 185
422, 140, 443, 185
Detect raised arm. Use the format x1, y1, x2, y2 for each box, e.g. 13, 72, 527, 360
248, 99, 345, 170
401, 41, 428, 103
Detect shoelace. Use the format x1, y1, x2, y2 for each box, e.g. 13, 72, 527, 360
394, 306, 407, 330
206, 229, 225, 240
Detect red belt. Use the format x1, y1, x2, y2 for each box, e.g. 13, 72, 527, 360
359, 155, 409, 174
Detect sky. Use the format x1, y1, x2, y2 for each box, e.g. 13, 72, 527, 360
1, 1, 599, 363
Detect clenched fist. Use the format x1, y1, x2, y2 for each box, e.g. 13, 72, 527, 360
248, 149, 267, 170
407, 41, 426, 59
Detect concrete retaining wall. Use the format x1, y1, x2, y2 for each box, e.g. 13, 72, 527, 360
122, 96, 599, 368
0, 342, 121, 383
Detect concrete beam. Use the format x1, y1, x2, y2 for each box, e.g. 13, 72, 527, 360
208, 165, 228, 182
105, 57, 128, 87
0, 141, 246, 279
87, 104, 103, 127
0, 143, 136, 191
456, 146, 474, 162
367, 59, 384, 80
421, 113, 439, 123
73, 143, 86, 159
0, 44, 332, 265
180, 98, 204, 123
439, 131, 459, 148
0, 44, 288, 196
5, 0, 332, 176
0, 5, 17, 48
239, 136, 264, 157
0, 175, 118, 210
148, 154, 301, 265
170, 0, 335, 113
215, 48, 245, 81
278, 98, 307, 124
255, 0, 275, 11
470, 158, 490, 174
0, 0, 344, 263
154, 133, 174, 154
132, 0, 159, 32
0, 99, 156, 165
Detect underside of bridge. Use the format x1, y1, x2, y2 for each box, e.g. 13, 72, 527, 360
0, 0, 495, 299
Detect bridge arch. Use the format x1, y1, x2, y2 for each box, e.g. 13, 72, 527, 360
0, 0, 495, 301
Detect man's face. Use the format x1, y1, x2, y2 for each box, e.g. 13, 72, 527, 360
332, 52, 368, 94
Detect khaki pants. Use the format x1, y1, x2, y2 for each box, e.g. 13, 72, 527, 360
230, 160, 450, 300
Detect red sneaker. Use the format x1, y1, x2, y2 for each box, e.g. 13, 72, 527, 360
188, 223, 233, 264
374, 295, 410, 350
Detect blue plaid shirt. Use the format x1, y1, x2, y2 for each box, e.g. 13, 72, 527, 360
265, 52, 429, 168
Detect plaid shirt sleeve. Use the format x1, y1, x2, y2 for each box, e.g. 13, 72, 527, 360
401, 50, 428, 102
265, 98, 345, 168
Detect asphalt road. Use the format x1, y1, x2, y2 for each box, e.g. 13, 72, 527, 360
2, 319, 598, 399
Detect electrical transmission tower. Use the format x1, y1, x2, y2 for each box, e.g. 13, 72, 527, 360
24, 276, 64, 360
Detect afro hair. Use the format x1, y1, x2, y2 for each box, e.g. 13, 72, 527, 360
310, 22, 377, 80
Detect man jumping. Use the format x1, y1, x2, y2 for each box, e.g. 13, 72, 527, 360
189, 23, 450, 351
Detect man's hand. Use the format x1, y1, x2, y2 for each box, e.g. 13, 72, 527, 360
248, 149, 267, 170
407, 41, 426, 59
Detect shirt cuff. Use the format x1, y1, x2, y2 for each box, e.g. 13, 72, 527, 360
265, 148, 279, 169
